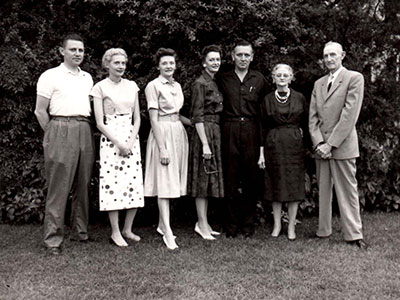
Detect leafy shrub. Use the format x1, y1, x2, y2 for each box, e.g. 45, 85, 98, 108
0, 0, 399, 223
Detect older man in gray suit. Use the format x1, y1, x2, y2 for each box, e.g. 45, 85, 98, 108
309, 41, 368, 248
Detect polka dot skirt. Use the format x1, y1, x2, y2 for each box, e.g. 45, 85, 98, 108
99, 114, 144, 211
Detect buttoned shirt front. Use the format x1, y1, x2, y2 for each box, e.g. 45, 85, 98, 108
37, 63, 93, 117
145, 75, 184, 116
190, 70, 223, 123
216, 69, 267, 118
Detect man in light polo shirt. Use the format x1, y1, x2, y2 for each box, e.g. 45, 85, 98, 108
35, 33, 95, 255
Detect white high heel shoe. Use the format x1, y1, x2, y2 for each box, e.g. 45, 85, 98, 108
162, 234, 178, 250
195, 222, 216, 240
156, 227, 176, 239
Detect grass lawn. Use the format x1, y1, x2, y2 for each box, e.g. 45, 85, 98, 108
0, 212, 399, 300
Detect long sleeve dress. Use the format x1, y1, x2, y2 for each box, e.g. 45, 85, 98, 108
188, 70, 224, 198
262, 89, 308, 202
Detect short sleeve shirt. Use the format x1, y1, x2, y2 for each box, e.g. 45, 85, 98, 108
90, 78, 140, 115
216, 69, 267, 118
36, 63, 93, 117
144, 75, 184, 116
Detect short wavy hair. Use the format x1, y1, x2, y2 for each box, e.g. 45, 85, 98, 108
62, 33, 84, 48
232, 39, 253, 53
271, 63, 295, 83
102, 48, 128, 69
201, 45, 221, 63
153, 48, 177, 66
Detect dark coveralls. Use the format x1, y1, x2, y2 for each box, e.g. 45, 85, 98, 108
216, 69, 267, 236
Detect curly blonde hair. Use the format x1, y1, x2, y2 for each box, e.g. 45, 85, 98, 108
102, 48, 127, 69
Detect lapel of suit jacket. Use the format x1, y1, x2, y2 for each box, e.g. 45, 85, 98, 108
321, 74, 330, 101
325, 67, 347, 101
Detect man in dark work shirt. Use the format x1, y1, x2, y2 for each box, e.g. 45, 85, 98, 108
216, 39, 267, 238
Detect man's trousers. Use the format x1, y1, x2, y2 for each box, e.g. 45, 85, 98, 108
43, 118, 95, 248
316, 158, 363, 241
222, 119, 260, 234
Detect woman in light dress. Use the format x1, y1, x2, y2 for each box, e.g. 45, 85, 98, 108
91, 48, 144, 247
144, 48, 190, 250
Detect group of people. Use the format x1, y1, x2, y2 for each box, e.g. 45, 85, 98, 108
34, 33, 368, 255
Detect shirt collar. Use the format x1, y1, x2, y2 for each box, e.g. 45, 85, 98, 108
59, 63, 82, 75
231, 68, 256, 81
329, 66, 344, 82
201, 70, 214, 82
158, 75, 175, 84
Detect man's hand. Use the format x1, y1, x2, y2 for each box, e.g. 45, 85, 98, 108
316, 142, 332, 159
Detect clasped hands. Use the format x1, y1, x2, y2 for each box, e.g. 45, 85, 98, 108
315, 142, 332, 160
118, 144, 133, 158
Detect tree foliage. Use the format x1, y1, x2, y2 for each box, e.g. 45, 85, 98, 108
1, 0, 399, 223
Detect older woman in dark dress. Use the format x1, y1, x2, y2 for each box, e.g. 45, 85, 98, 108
258, 63, 308, 241
188, 45, 224, 240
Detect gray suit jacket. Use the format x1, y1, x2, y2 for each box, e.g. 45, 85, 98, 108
309, 67, 364, 159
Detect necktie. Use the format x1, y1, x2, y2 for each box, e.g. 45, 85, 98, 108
327, 74, 334, 92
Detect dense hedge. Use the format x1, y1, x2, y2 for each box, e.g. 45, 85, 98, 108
1, 0, 399, 223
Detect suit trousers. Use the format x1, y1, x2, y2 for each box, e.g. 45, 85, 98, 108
222, 119, 259, 233
316, 158, 363, 241
43, 118, 95, 248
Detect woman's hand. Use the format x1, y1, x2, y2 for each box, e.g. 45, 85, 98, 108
202, 144, 212, 160
258, 155, 265, 169
159, 148, 170, 165
118, 143, 132, 158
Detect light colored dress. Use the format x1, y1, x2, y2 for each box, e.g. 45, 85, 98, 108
90, 78, 144, 211
144, 75, 188, 198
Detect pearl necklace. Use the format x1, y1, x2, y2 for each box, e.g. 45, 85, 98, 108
275, 89, 290, 104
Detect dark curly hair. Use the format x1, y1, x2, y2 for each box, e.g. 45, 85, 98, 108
153, 48, 177, 66
201, 45, 221, 63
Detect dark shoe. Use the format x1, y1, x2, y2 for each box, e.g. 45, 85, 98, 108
242, 227, 255, 238
243, 231, 254, 238
225, 231, 238, 238
348, 239, 369, 249
79, 237, 96, 243
46, 247, 61, 256
314, 233, 331, 239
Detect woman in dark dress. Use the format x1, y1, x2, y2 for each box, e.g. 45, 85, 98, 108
258, 64, 308, 241
188, 45, 224, 240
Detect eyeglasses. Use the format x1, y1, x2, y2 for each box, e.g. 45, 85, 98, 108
274, 73, 290, 78
203, 157, 219, 175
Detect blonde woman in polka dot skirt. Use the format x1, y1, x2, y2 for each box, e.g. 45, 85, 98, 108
91, 48, 144, 247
